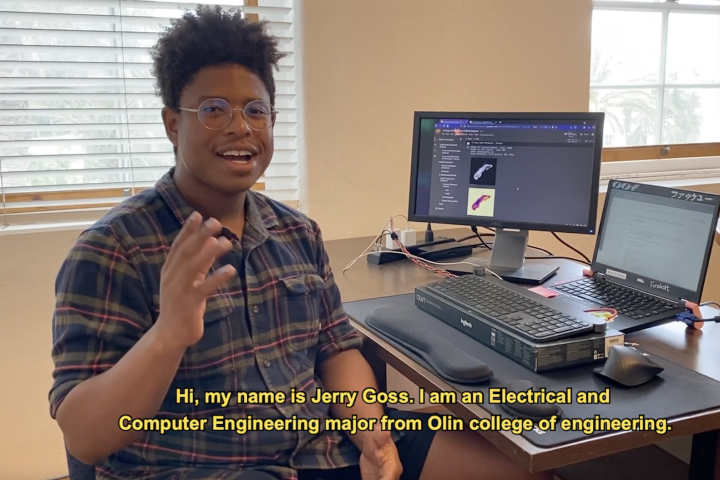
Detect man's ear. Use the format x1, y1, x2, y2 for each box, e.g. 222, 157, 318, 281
161, 106, 179, 150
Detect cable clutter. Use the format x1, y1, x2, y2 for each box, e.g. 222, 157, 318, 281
343, 215, 592, 281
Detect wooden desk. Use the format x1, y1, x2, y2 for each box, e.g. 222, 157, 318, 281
326, 228, 720, 480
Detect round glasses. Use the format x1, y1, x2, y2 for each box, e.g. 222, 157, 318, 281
178, 98, 276, 131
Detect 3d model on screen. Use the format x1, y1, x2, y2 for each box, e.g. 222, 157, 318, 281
472, 195, 491, 210
473, 164, 494, 180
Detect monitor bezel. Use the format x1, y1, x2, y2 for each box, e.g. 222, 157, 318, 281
591, 179, 720, 303
407, 111, 605, 235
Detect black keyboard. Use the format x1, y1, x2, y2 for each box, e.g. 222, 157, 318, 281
553, 277, 678, 320
425, 275, 594, 342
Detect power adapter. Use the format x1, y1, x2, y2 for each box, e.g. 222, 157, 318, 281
400, 229, 417, 247
385, 228, 401, 249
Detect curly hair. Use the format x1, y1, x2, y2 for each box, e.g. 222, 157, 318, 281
150, 5, 285, 109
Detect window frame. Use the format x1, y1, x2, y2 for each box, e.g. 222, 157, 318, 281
592, 0, 720, 158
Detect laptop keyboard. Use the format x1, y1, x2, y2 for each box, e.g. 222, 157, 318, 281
425, 275, 594, 342
553, 277, 679, 319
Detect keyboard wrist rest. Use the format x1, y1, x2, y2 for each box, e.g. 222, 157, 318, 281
365, 304, 494, 384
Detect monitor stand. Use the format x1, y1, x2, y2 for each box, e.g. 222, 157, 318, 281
486, 229, 558, 285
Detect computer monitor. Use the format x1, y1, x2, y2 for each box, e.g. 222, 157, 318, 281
407, 111, 605, 284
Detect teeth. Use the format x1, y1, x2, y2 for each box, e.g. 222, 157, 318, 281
220, 150, 253, 157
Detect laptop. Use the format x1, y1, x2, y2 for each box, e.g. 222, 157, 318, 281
550, 180, 720, 333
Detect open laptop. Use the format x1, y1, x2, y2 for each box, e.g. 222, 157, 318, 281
551, 180, 720, 333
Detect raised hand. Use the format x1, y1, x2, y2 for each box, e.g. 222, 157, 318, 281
154, 211, 236, 349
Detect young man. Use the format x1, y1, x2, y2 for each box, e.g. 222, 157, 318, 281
49, 6, 552, 480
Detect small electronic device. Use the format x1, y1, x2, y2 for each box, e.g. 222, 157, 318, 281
367, 239, 472, 264
551, 180, 720, 333
593, 345, 664, 387
407, 111, 604, 284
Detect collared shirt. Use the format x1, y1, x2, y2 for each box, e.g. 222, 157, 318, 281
49, 168, 365, 480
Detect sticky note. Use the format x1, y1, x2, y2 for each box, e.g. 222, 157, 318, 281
528, 286, 558, 298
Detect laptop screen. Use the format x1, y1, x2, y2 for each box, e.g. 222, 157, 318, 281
593, 181, 720, 303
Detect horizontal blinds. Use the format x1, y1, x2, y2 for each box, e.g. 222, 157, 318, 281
0, 0, 298, 218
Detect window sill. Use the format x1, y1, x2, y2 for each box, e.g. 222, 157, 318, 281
599, 156, 720, 192
0, 220, 96, 236
2, 158, 718, 236
0, 199, 301, 236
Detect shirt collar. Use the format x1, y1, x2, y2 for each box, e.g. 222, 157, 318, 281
155, 167, 278, 241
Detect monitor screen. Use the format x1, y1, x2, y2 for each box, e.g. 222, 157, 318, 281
594, 182, 720, 300
408, 112, 604, 234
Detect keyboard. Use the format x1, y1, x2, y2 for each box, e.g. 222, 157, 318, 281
425, 275, 594, 342
553, 277, 678, 320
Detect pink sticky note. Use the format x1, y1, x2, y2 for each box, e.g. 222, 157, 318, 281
529, 286, 558, 298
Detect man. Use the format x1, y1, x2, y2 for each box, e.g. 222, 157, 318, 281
49, 6, 552, 480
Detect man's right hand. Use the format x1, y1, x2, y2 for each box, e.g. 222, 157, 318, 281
155, 211, 236, 349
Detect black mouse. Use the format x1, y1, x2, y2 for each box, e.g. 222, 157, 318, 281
593, 345, 664, 387
500, 379, 563, 422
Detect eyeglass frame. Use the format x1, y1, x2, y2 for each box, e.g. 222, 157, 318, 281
177, 98, 277, 131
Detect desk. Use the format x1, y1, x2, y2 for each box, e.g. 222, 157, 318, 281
326, 228, 720, 480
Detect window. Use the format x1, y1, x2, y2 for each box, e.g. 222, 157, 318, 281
591, 0, 720, 147
0, 0, 299, 222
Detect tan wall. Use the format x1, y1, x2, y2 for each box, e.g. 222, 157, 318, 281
302, 0, 594, 240
0, 229, 82, 479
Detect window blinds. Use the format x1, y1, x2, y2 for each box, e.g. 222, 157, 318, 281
0, 0, 298, 220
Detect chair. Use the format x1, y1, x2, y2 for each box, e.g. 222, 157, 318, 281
65, 449, 284, 479
66, 450, 95, 480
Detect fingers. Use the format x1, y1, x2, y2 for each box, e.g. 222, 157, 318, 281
195, 264, 237, 297
169, 211, 202, 257
166, 213, 237, 297
193, 234, 234, 277
169, 214, 230, 274
373, 423, 392, 445
171, 213, 223, 260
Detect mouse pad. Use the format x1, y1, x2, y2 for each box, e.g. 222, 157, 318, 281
343, 294, 720, 448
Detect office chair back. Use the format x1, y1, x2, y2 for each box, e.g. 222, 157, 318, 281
66, 450, 281, 479
66, 450, 95, 480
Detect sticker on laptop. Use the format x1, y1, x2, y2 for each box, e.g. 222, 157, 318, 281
585, 308, 617, 322
605, 268, 627, 280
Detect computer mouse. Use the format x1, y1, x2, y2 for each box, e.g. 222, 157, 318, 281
499, 379, 563, 422
593, 345, 664, 387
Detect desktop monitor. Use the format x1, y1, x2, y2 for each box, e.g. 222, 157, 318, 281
407, 111, 605, 284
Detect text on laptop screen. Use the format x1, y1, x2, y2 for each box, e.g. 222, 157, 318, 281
595, 188, 717, 292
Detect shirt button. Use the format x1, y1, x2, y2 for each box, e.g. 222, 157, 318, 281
263, 360, 271, 368
252, 305, 259, 314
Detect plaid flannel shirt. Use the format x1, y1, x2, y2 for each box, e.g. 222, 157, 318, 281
49, 168, 365, 480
